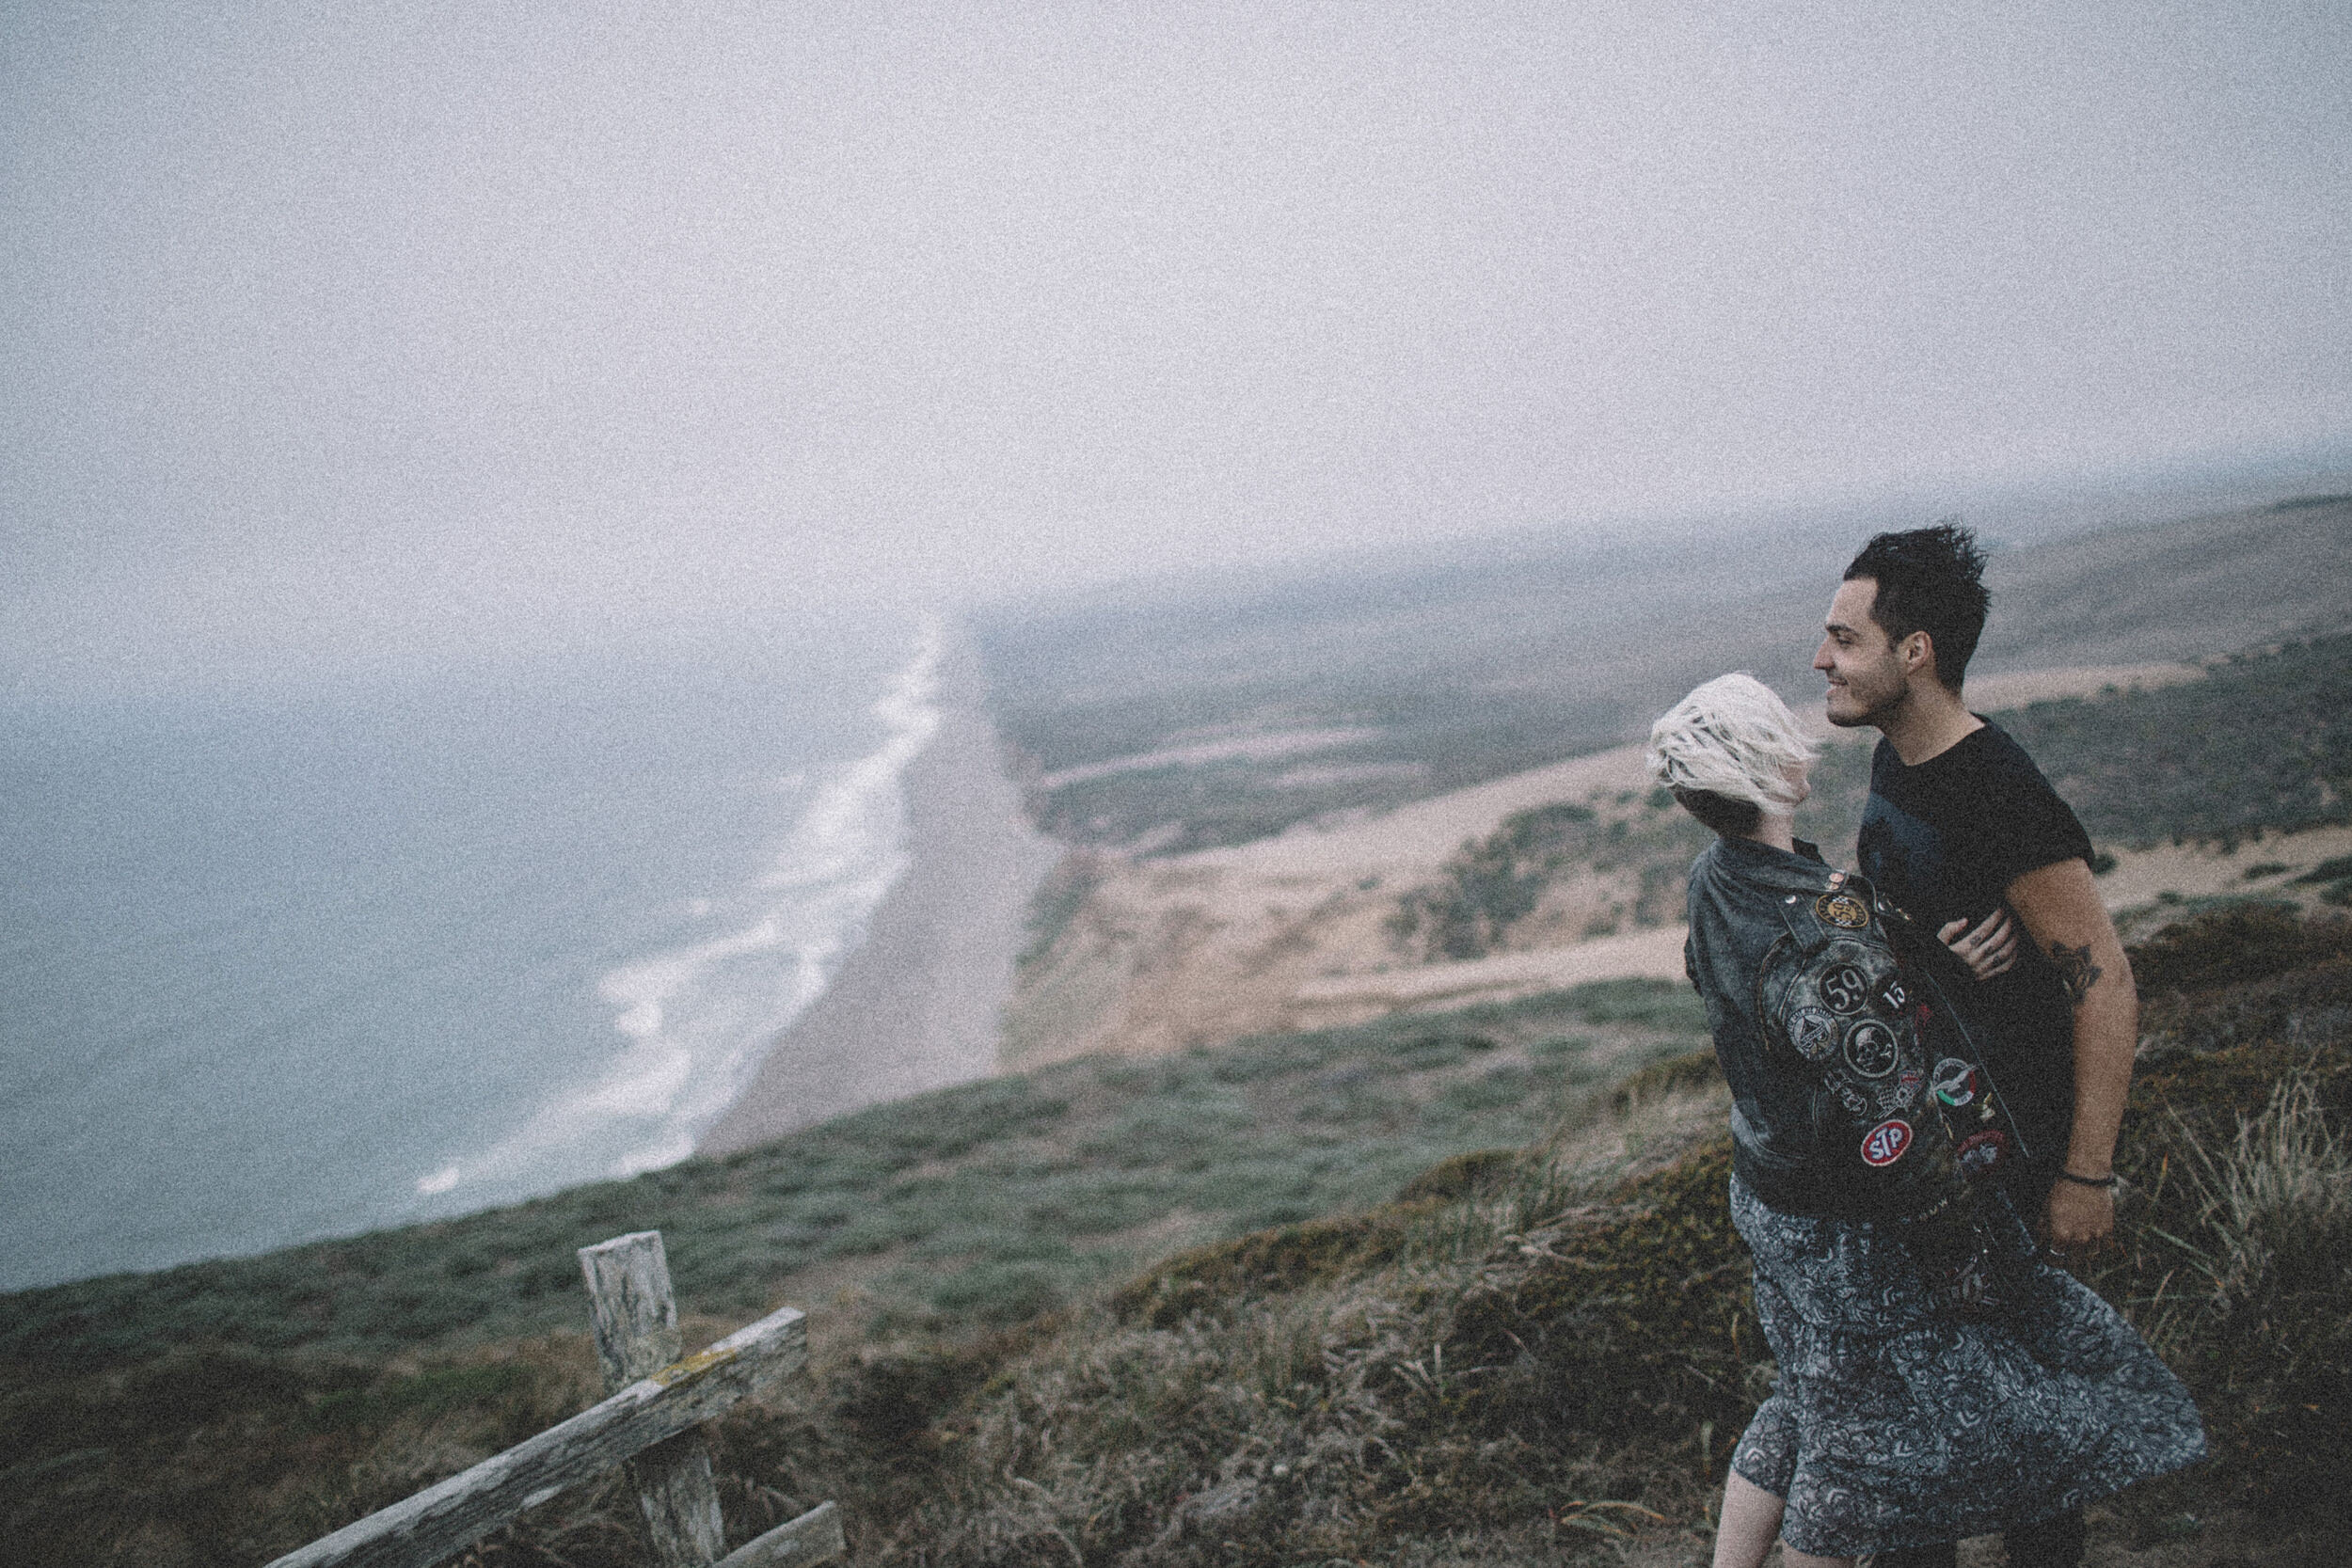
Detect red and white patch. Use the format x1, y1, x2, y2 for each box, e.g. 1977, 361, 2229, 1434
1957, 1128, 2010, 1177
1859, 1118, 1914, 1167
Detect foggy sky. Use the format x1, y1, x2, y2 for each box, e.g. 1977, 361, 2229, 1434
6, 1, 2348, 693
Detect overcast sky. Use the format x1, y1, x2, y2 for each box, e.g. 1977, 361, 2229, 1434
5, 1, 2348, 692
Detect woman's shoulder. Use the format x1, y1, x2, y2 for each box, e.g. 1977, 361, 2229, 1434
1692, 834, 1841, 896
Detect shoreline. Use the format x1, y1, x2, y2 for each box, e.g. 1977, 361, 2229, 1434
700, 654, 2255, 1150
698, 641, 1060, 1158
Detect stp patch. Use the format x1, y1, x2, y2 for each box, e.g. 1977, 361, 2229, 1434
1860, 1118, 1914, 1167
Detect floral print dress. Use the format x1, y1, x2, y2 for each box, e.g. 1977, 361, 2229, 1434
1728, 1178, 2205, 1558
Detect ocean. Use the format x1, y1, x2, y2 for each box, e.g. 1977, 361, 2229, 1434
0, 621, 939, 1292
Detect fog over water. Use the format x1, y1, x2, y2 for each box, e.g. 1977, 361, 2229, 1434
5, 1, 2350, 693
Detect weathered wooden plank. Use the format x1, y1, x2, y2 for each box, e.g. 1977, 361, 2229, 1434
714, 1501, 846, 1568
262, 1302, 806, 1568
580, 1232, 727, 1566
580, 1231, 683, 1383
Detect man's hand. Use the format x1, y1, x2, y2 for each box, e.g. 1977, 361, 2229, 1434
1937, 908, 2019, 981
2042, 1178, 2116, 1258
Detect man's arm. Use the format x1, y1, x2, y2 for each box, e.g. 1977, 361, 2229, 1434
2003, 857, 2137, 1252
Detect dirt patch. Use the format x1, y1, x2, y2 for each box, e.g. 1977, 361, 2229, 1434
1966, 661, 2208, 710
1001, 747, 1681, 1069
2097, 823, 2352, 942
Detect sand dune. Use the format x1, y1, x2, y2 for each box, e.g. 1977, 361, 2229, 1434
997, 659, 2239, 1070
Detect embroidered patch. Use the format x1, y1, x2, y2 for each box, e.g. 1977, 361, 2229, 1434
1957, 1128, 2010, 1178
1874, 974, 1910, 1014
1860, 1118, 1914, 1166
1818, 962, 1870, 1014
1842, 1019, 1900, 1079
1816, 891, 1870, 928
1836, 1082, 1872, 1115
1931, 1057, 1977, 1108
1787, 1006, 1839, 1060
1878, 1068, 1925, 1112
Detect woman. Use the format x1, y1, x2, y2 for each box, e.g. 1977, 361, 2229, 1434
1645, 673, 2202, 1568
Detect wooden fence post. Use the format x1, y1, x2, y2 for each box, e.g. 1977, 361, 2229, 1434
579, 1232, 729, 1566
265, 1232, 838, 1568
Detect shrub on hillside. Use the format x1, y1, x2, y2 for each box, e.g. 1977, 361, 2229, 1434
2127, 903, 2351, 995
1998, 634, 2352, 849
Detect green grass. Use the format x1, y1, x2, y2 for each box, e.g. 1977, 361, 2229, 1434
6, 915, 2346, 1565
1992, 634, 2352, 850
0, 981, 1709, 1368
860, 911, 2352, 1566
0, 979, 1708, 1566
1383, 637, 2352, 956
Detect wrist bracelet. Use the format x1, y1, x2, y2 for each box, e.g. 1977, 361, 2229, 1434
2056, 1168, 2118, 1189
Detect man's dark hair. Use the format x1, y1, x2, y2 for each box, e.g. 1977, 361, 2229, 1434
1671, 785, 1761, 839
1842, 522, 1990, 692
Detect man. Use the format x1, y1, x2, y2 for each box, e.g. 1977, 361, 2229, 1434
1813, 524, 2141, 1568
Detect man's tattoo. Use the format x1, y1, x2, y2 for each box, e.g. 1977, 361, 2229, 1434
2051, 942, 2103, 1006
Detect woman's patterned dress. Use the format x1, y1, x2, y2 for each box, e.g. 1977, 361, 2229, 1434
1728, 1178, 2205, 1558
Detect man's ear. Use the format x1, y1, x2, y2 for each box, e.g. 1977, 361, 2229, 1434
1900, 630, 1936, 682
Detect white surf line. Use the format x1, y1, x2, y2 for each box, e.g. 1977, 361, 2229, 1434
410, 621, 947, 1199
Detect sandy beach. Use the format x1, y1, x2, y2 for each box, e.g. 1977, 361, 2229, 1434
702, 647, 2331, 1136
698, 644, 1061, 1157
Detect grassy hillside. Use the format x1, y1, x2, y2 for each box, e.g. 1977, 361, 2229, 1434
867, 913, 2352, 1568
9, 565, 2349, 1564
8, 913, 2344, 1567
1995, 633, 2352, 850
0, 983, 1708, 1370
1376, 632, 2351, 968
0, 981, 1713, 1566
977, 499, 2352, 853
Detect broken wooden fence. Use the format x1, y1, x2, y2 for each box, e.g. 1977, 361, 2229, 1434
265, 1231, 843, 1568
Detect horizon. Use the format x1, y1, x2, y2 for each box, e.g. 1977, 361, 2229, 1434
7, 2, 2348, 701
10, 449, 2350, 707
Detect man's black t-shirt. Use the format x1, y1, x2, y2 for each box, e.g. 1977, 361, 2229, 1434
1857, 720, 2094, 1195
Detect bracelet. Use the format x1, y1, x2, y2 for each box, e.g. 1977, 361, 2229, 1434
2055, 1168, 2118, 1189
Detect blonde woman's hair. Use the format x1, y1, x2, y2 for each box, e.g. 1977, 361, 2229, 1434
1644, 673, 1817, 826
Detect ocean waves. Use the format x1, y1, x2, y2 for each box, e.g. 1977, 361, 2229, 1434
410, 621, 946, 1202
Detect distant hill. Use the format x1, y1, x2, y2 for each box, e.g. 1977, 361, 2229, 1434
976, 496, 2352, 852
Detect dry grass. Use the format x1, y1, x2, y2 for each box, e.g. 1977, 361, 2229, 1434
2149, 1074, 2352, 1348
6, 916, 2349, 1568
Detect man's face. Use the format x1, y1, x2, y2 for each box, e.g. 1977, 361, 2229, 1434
1814, 577, 1908, 728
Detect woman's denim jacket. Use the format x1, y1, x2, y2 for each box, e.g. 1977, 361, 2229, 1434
1683, 834, 1964, 1220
